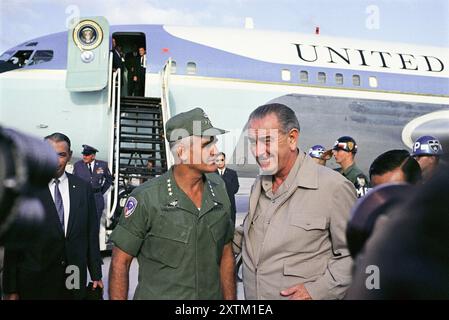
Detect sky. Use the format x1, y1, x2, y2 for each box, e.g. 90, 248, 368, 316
0, 0, 448, 53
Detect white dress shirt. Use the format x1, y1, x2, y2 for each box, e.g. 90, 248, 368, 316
89, 160, 95, 173
218, 168, 226, 176
48, 172, 70, 236
140, 54, 147, 68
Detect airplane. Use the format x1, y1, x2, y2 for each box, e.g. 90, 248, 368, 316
1, 16, 448, 249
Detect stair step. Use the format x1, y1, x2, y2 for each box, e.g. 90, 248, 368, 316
121, 96, 161, 104
120, 131, 163, 137
120, 153, 165, 161
120, 115, 162, 121
120, 123, 163, 129
119, 147, 166, 154
120, 137, 164, 144
120, 108, 162, 115
120, 100, 161, 107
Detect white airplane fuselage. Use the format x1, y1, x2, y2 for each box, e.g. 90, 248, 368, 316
1, 22, 448, 175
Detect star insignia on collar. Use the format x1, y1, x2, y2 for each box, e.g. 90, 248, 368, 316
168, 200, 178, 207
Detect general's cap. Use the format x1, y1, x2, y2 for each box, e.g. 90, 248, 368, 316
165, 107, 227, 143
82, 144, 98, 155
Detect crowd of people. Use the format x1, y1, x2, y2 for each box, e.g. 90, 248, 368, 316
112, 37, 146, 97
1, 101, 447, 300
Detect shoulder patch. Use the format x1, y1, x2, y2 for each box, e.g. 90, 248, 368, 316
124, 196, 138, 218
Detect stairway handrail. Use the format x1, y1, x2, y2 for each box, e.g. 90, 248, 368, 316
161, 58, 174, 169
107, 52, 113, 108
107, 68, 121, 222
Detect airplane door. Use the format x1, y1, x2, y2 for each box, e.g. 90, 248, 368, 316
66, 17, 110, 92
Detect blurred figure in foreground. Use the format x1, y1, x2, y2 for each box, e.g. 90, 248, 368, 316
346, 162, 449, 299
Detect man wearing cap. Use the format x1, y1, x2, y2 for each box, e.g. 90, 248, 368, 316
331, 136, 369, 198
308, 145, 330, 166
235, 103, 356, 300
411, 135, 443, 181
73, 145, 113, 222
108, 107, 236, 300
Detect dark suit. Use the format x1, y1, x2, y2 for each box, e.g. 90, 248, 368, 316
216, 168, 239, 225
73, 160, 113, 220
125, 51, 139, 96
2, 173, 102, 300
111, 48, 123, 72
135, 55, 146, 96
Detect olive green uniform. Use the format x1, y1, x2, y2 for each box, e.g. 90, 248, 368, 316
337, 163, 369, 198
110, 168, 234, 299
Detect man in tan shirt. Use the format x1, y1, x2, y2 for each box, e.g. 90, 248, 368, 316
235, 103, 356, 300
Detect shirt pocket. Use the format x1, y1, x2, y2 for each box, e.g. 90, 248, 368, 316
284, 215, 329, 253
145, 217, 192, 268
208, 213, 230, 263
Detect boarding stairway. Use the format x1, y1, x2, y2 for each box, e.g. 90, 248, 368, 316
117, 96, 167, 186
103, 61, 173, 247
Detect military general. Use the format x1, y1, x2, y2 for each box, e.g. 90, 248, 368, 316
108, 107, 236, 300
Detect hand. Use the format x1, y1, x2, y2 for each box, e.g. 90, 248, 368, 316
4, 293, 19, 300
133, 76, 137, 82
92, 280, 104, 289
280, 283, 312, 300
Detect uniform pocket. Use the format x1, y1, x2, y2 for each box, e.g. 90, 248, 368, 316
145, 217, 192, 268
208, 213, 230, 263
284, 215, 329, 253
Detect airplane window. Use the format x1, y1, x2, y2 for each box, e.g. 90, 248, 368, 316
170, 60, 177, 74
281, 69, 291, 81
29, 50, 53, 65
335, 73, 344, 85
369, 76, 378, 88
26, 42, 38, 47
300, 70, 308, 82
8, 50, 33, 67
187, 62, 196, 75
318, 72, 326, 84
352, 75, 361, 86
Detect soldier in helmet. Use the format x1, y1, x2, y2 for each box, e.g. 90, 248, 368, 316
411, 135, 443, 181
331, 136, 369, 198
308, 144, 331, 166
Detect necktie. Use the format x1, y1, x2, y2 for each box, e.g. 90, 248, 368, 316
54, 179, 65, 231
88, 162, 92, 174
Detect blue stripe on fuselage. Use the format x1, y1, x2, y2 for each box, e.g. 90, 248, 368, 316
4, 25, 449, 96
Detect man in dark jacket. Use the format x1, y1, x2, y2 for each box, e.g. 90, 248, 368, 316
2, 133, 103, 300
73, 144, 113, 223
216, 152, 239, 225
